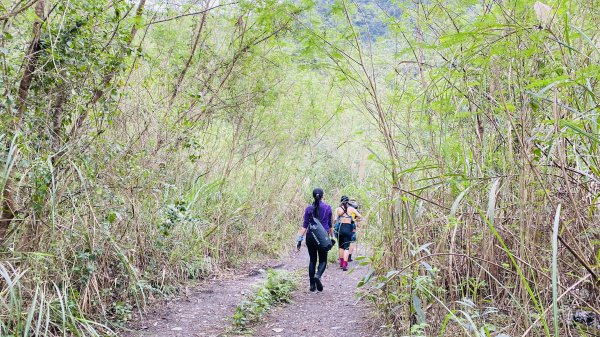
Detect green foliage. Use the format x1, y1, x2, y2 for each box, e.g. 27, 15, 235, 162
0, 262, 114, 336
4, 0, 598, 335
0, 0, 368, 335
310, 0, 600, 334
232, 269, 298, 330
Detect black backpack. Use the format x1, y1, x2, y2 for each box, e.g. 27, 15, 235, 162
308, 216, 332, 251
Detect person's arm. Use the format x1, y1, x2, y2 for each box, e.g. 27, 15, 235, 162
297, 227, 307, 249
353, 208, 363, 220
327, 206, 332, 227
328, 206, 334, 236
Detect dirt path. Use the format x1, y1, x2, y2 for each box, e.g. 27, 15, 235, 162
253, 245, 377, 337
123, 260, 289, 337
125, 244, 379, 337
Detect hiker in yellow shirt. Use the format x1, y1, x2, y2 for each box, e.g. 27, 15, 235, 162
335, 196, 362, 271
348, 199, 360, 262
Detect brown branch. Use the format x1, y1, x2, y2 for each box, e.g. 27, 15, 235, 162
145, 2, 236, 26
392, 185, 450, 210
169, 0, 211, 106
521, 275, 593, 336
70, 0, 146, 139
179, 17, 293, 124
2, 0, 44, 245
51, 88, 67, 152
0, 0, 38, 21
0, 182, 17, 243
15, 0, 45, 127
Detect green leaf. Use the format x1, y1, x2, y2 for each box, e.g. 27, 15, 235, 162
570, 24, 600, 56
561, 120, 600, 143
107, 211, 118, 224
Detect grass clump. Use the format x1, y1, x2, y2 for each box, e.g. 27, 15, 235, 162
232, 269, 297, 331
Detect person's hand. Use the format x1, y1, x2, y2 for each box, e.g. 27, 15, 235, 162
296, 235, 303, 250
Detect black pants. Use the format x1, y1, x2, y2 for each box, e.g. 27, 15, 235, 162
338, 223, 353, 250
306, 234, 328, 280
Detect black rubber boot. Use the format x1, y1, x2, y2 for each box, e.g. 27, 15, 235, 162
309, 278, 316, 292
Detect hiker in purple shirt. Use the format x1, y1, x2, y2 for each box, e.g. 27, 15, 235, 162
296, 188, 334, 292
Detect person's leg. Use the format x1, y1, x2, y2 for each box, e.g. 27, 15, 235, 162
349, 223, 356, 261
338, 229, 344, 266
306, 237, 318, 291
340, 226, 353, 270
342, 248, 349, 271
316, 249, 328, 278
349, 232, 357, 261
339, 224, 350, 266
314, 248, 328, 291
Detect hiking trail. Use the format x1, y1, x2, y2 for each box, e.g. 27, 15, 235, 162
125, 244, 381, 337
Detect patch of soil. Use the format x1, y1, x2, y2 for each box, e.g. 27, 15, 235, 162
123, 259, 290, 337
123, 245, 381, 337
252, 246, 381, 337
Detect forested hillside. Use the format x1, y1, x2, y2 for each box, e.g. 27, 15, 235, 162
1, 0, 599, 336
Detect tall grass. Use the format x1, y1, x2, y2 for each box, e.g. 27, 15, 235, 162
0, 1, 361, 335
0, 262, 114, 336
318, 0, 600, 335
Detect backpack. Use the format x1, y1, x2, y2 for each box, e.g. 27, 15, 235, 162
348, 199, 359, 229
308, 216, 333, 251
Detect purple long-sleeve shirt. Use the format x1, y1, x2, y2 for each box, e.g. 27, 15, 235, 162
303, 201, 332, 232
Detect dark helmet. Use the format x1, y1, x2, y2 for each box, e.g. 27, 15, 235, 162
340, 195, 349, 203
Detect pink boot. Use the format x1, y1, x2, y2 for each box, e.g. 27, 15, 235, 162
339, 258, 344, 268
342, 260, 348, 271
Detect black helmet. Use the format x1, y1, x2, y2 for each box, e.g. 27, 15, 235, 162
340, 195, 349, 203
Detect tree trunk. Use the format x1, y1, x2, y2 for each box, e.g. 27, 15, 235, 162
16, 0, 45, 126
0, 181, 17, 243
2, 0, 44, 244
